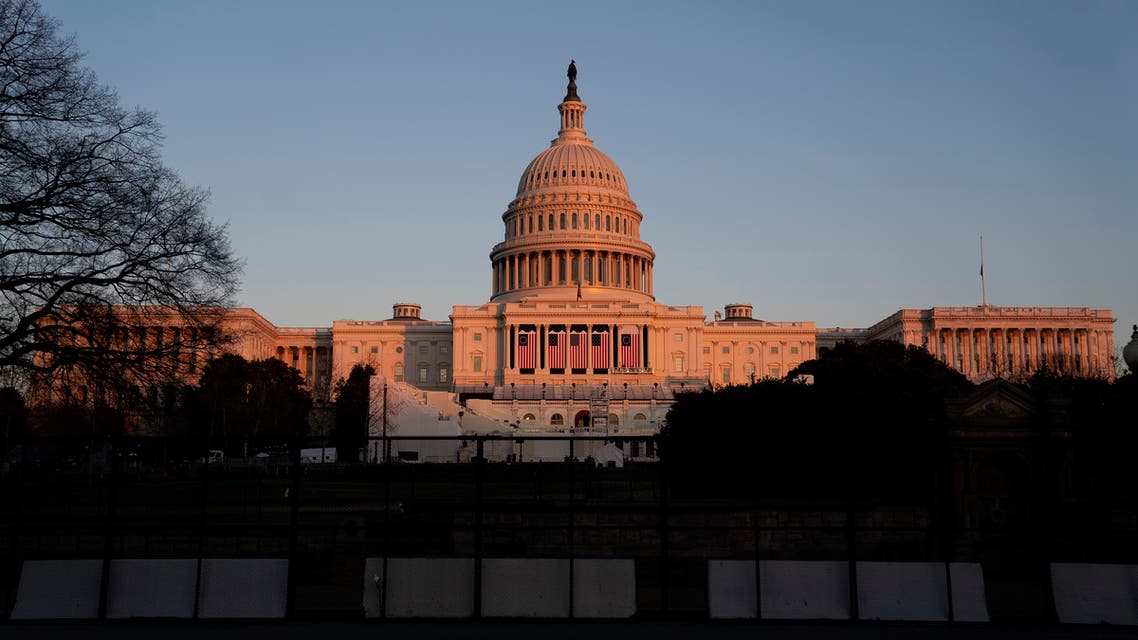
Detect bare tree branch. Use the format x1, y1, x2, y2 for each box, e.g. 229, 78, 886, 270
0, 0, 241, 399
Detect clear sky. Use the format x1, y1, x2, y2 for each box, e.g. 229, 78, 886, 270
39, 0, 1138, 355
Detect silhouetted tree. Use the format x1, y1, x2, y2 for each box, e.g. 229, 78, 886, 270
188, 355, 311, 441
0, 386, 28, 443
333, 364, 374, 463
0, 0, 239, 391
660, 341, 973, 499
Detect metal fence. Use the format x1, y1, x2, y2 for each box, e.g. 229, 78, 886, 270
0, 434, 1134, 622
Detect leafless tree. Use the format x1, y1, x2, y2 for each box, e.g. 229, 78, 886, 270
0, 0, 240, 399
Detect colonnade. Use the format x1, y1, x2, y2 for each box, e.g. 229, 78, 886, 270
276, 345, 329, 386
492, 249, 653, 297
929, 326, 1108, 379
503, 322, 650, 373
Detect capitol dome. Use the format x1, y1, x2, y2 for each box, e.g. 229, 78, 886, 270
489, 63, 656, 304
515, 134, 629, 198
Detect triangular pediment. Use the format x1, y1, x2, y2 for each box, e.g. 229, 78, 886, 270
959, 379, 1039, 422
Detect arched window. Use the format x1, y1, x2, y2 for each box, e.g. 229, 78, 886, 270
550, 413, 564, 426
583, 214, 589, 229
595, 214, 600, 229
744, 362, 756, 381
528, 215, 533, 234
606, 215, 611, 231
608, 414, 619, 426
572, 213, 578, 229
549, 213, 555, 229
538, 215, 543, 231
523, 413, 536, 422
633, 413, 647, 422
560, 213, 566, 229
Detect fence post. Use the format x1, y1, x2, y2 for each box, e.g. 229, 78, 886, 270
473, 437, 484, 619
659, 437, 670, 616
568, 436, 575, 619
97, 436, 118, 620
285, 435, 302, 618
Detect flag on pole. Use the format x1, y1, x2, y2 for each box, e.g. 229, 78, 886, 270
576, 279, 582, 301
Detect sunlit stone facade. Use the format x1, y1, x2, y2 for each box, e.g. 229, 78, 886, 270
32, 66, 1117, 424
192, 69, 1124, 401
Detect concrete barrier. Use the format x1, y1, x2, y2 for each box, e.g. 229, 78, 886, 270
11, 559, 103, 619
365, 558, 475, 618
107, 559, 197, 618
482, 558, 570, 617
364, 557, 634, 618
1052, 563, 1138, 625
573, 559, 636, 618
198, 558, 288, 618
709, 560, 850, 619
708, 560, 987, 621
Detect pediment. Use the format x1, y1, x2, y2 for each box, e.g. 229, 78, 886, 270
959, 380, 1038, 422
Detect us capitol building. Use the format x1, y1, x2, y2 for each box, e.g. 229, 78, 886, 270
199, 65, 1116, 434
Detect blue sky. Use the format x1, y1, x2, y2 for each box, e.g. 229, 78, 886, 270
39, 0, 1138, 354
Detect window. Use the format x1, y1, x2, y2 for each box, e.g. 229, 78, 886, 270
583, 214, 589, 229
790, 346, 799, 355
351, 346, 359, 354
674, 355, 684, 372
560, 213, 566, 229
528, 215, 533, 233
608, 414, 619, 426
722, 346, 730, 354
419, 365, 429, 384
770, 346, 779, 354
370, 346, 378, 354
396, 346, 403, 353
473, 356, 482, 372
595, 214, 601, 229
744, 362, 756, 380
550, 413, 564, 426
633, 413, 647, 422
439, 367, 448, 383
572, 213, 578, 229
721, 368, 731, 383
703, 346, 710, 354
523, 413, 536, 422
606, 216, 611, 231
674, 333, 683, 342
538, 215, 543, 231
770, 368, 780, 378
473, 332, 482, 341
394, 363, 404, 382
440, 344, 449, 354
746, 347, 755, 355
419, 344, 428, 354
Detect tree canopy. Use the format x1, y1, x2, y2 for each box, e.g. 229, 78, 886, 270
333, 363, 375, 463
659, 341, 974, 499
0, 0, 239, 391
188, 355, 311, 439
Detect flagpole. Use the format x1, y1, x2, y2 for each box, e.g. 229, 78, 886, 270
980, 235, 987, 308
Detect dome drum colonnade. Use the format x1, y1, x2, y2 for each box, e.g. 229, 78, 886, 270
490, 69, 655, 304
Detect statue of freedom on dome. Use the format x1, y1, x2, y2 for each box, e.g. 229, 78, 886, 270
565, 60, 580, 101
